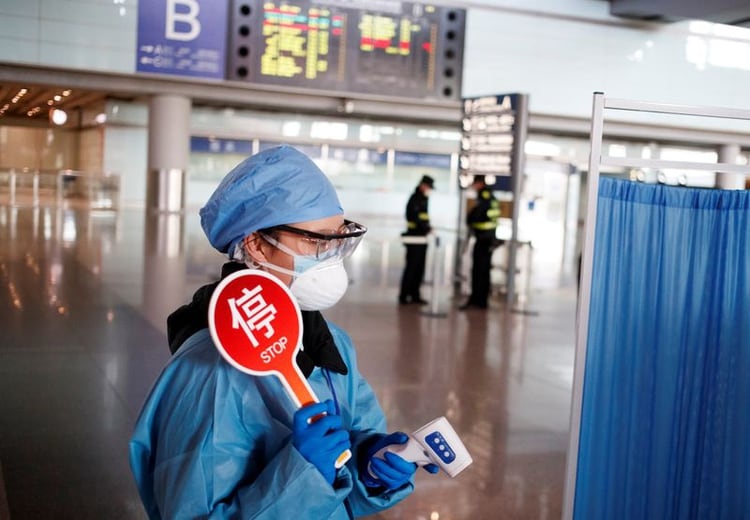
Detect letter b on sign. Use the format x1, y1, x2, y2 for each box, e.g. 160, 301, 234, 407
166, 0, 201, 41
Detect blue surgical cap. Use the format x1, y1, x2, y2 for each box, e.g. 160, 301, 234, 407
200, 145, 343, 256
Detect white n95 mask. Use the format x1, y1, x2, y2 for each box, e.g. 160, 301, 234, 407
255, 257, 349, 311
289, 257, 349, 311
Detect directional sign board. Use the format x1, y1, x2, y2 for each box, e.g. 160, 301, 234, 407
459, 93, 528, 191
459, 93, 529, 304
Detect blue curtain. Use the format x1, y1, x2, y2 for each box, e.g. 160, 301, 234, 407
574, 177, 750, 519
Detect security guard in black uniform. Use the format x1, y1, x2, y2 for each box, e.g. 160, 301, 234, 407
461, 175, 500, 310
399, 175, 434, 304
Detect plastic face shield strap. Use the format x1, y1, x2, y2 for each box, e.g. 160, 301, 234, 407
259, 220, 367, 262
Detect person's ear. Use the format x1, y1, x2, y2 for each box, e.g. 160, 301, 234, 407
243, 233, 269, 264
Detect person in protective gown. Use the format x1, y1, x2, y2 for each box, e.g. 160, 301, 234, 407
398, 175, 434, 305
129, 145, 437, 519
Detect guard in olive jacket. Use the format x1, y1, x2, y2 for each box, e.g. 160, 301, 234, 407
461, 175, 500, 310
399, 175, 434, 304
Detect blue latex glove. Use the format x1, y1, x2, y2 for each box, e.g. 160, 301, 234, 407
292, 400, 351, 485
360, 432, 439, 490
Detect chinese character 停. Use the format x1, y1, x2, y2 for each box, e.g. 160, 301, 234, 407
228, 285, 277, 347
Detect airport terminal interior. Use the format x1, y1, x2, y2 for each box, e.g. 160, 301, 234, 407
0, 198, 577, 519
1, 0, 750, 518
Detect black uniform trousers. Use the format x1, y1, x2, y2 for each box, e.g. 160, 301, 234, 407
468, 235, 493, 308
399, 243, 427, 303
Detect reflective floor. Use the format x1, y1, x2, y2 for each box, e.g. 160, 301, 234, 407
0, 202, 577, 519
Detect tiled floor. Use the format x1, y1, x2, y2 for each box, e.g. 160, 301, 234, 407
0, 202, 577, 519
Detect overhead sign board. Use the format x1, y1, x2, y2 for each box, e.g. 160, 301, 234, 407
227, 0, 465, 101
136, 0, 228, 79
135, 0, 464, 100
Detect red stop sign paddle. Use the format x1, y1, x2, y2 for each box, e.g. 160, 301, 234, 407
208, 269, 352, 468
208, 269, 316, 407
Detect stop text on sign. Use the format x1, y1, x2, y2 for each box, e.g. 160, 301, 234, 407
261, 336, 288, 363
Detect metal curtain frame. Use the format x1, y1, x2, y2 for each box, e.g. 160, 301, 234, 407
561, 92, 750, 520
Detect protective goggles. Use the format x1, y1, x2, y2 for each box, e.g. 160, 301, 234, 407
259, 219, 367, 261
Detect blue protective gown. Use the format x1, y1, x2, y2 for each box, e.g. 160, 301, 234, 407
129, 324, 412, 519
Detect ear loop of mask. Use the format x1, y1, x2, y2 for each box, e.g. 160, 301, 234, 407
232, 240, 257, 266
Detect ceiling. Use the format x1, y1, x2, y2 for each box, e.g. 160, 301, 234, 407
609, 0, 750, 25
0, 83, 109, 125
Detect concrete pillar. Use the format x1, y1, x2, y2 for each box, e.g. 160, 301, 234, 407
142, 212, 187, 332
715, 144, 745, 190
142, 95, 190, 328
146, 94, 191, 213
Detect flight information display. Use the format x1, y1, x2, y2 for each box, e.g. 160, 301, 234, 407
228, 0, 465, 101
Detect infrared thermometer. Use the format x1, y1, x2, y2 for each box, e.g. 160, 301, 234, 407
370, 416, 472, 478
